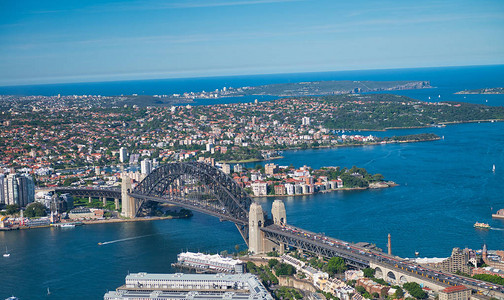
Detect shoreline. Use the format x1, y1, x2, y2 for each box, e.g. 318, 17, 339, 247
250, 182, 397, 198
218, 156, 284, 164
0, 216, 183, 231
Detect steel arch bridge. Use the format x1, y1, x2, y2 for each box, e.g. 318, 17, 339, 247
129, 161, 253, 244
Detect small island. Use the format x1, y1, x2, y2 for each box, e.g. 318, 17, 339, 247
455, 87, 504, 94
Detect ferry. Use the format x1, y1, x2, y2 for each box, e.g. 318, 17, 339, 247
492, 208, 504, 219
474, 222, 491, 229
60, 223, 76, 228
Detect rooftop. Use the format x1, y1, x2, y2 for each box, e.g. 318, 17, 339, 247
441, 285, 469, 293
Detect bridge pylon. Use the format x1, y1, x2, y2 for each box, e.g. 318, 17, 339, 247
121, 174, 139, 218
271, 199, 287, 226
249, 200, 285, 255
271, 199, 287, 254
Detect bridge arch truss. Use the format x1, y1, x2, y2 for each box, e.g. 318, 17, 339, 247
129, 162, 253, 242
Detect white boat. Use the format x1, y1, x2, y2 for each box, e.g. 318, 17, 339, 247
492, 164, 496, 172
3, 246, 10, 258
60, 223, 75, 228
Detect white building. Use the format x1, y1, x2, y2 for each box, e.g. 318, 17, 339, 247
104, 273, 273, 300
0, 174, 5, 204
119, 147, 128, 163
176, 252, 245, 273
221, 163, 231, 175
285, 183, 294, 195
233, 164, 243, 173
302, 116, 311, 126
251, 182, 267, 196
140, 159, 152, 176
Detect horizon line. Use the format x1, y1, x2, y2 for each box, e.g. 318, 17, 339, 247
1, 63, 503, 88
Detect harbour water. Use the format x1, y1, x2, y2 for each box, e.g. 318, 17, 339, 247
1, 65, 504, 299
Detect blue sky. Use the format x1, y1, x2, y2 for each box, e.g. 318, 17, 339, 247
0, 0, 503, 86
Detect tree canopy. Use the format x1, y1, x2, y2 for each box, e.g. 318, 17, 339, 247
24, 202, 47, 218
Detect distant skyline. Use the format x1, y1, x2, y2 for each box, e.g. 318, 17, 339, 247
1, 0, 503, 86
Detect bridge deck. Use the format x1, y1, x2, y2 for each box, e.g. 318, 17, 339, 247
128, 193, 248, 225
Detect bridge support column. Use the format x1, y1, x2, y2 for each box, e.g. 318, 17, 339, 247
249, 202, 279, 255
102, 197, 107, 206
88, 196, 92, 203
114, 198, 119, 210
249, 202, 265, 254
272, 199, 287, 254
121, 174, 136, 218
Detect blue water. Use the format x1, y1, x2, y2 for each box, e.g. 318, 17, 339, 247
1, 65, 504, 106
1, 65, 504, 299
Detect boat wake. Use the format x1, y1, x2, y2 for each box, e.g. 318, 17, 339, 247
490, 227, 504, 231
98, 234, 157, 245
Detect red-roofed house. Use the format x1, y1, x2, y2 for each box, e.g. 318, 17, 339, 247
438, 285, 470, 300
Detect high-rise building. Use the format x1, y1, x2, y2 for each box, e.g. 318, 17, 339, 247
119, 147, 128, 163
302, 116, 311, 126
141, 159, 152, 176
3, 174, 35, 207
221, 163, 230, 175
4, 174, 18, 206
17, 174, 35, 207
264, 163, 278, 176
0, 174, 5, 204
233, 164, 243, 173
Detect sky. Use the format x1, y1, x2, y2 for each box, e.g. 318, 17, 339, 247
0, 0, 503, 86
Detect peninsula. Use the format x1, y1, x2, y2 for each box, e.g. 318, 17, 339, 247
455, 87, 504, 94
2, 93, 503, 172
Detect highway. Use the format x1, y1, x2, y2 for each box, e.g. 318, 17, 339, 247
264, 224, 504, 296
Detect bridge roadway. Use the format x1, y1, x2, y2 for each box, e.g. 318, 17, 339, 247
261, 224, 370, 268
261, 224, 504, 297
55, 187, 121, 199
128, 193, 248, 226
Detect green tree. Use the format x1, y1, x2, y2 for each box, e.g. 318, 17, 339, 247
268, 258, 279, 269
325, 257, 347, 276
24, 202, 47, 218
393, 287, 404, 299
356, 286, 366, 294
275, 263, 296, 276
372, 174, 385, 181
363, 267, 376, 278
5, 204, 20, 215
402, 282, 427, 299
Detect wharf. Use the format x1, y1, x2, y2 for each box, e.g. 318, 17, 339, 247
170, 263, 221, 274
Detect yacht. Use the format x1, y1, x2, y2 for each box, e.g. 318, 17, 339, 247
3, 246, 10, 258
